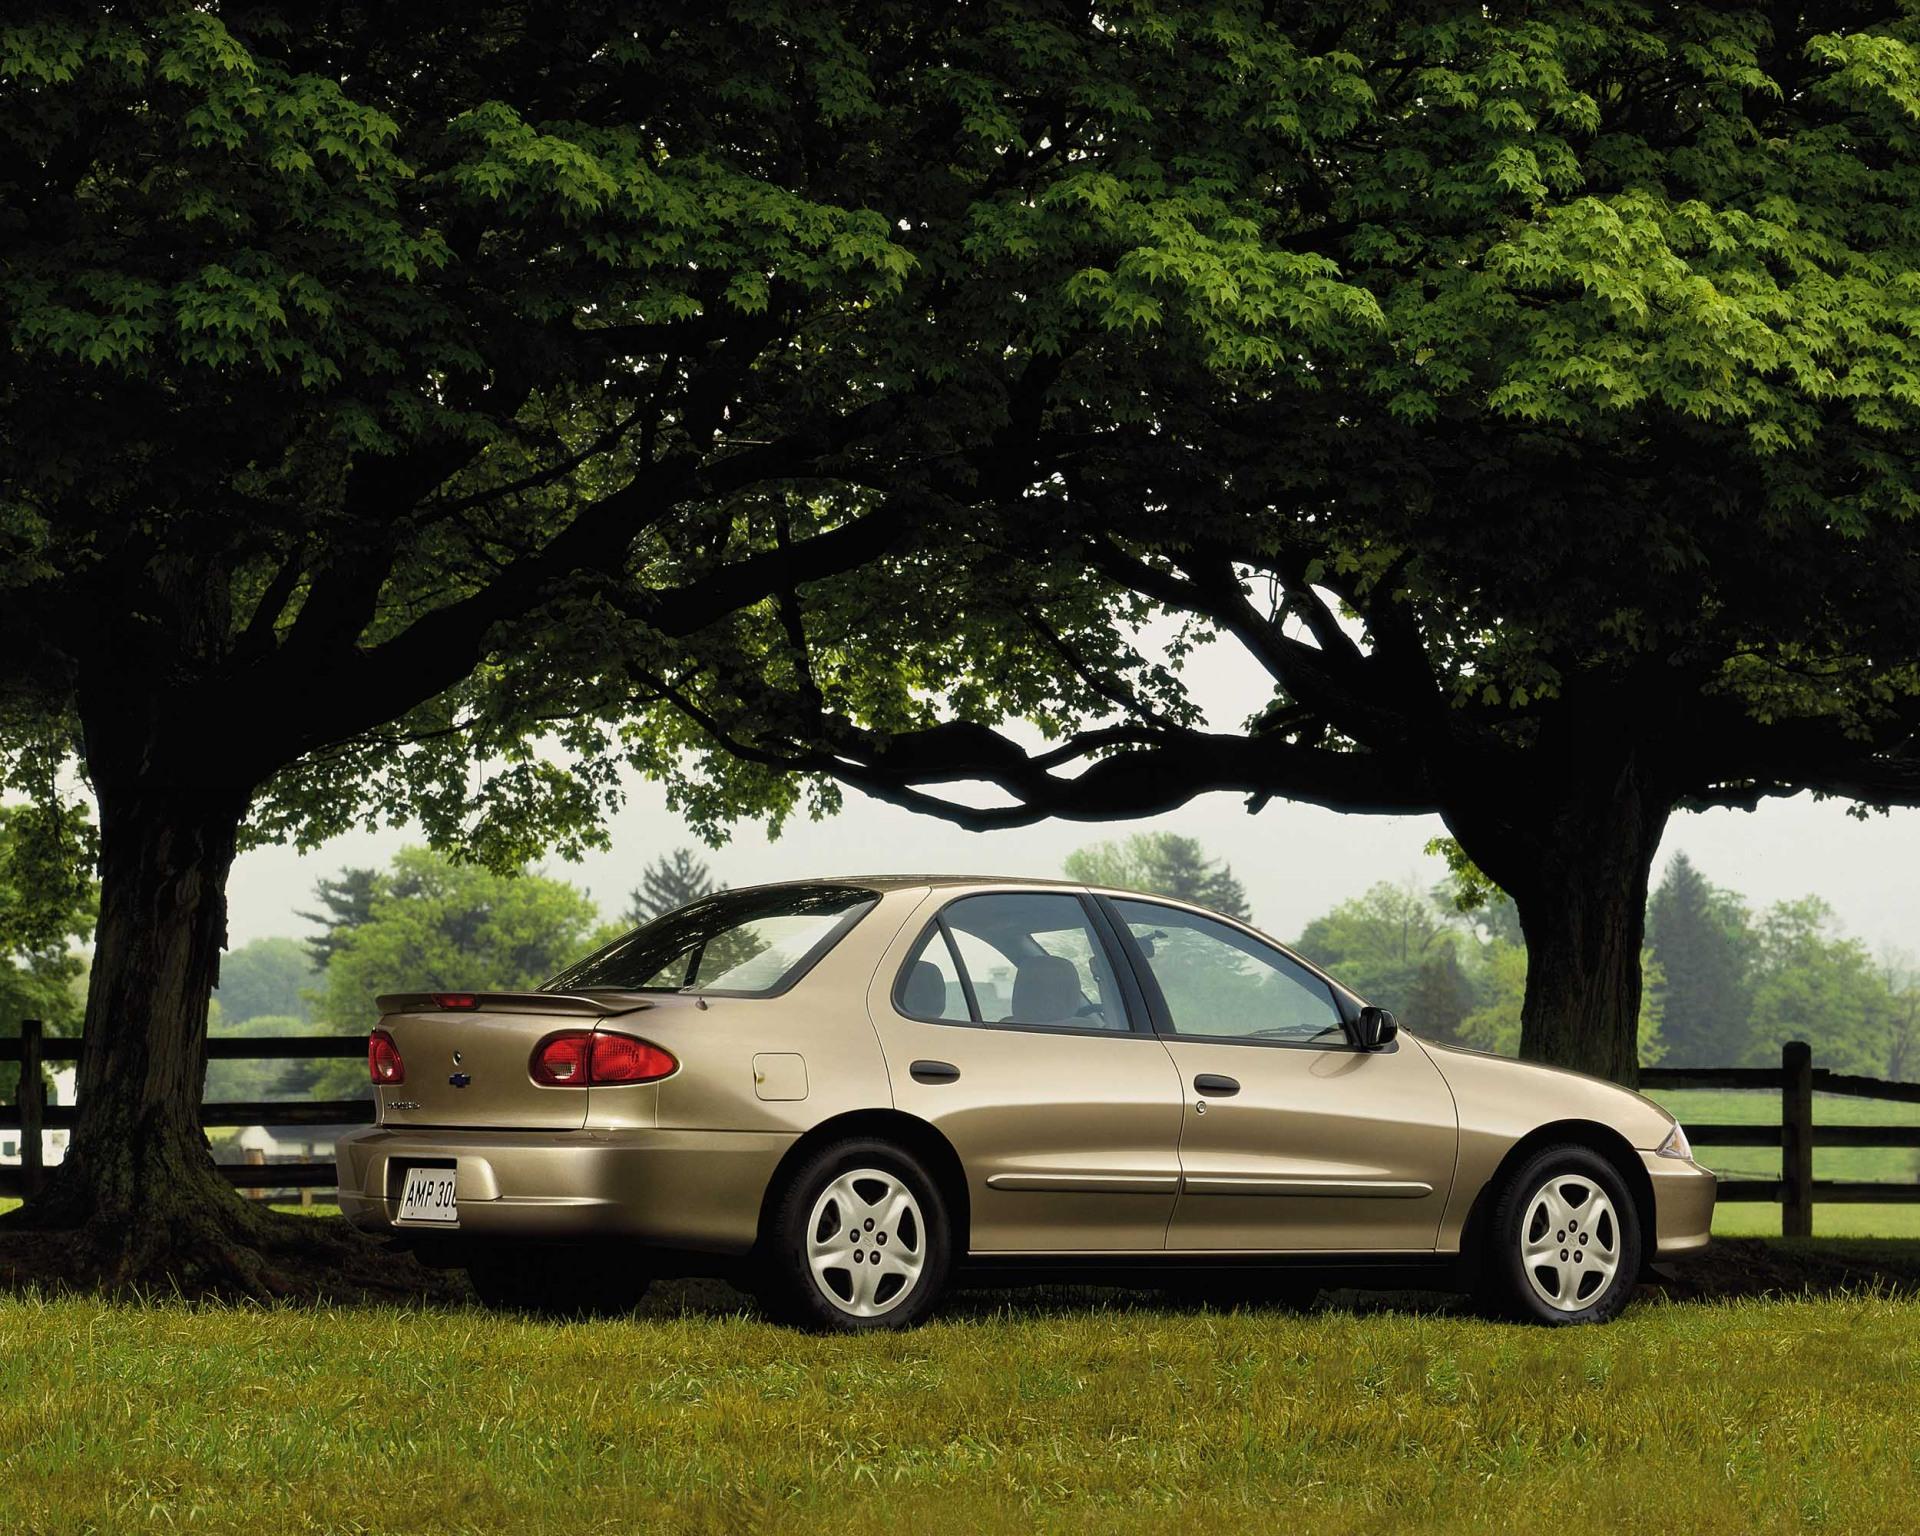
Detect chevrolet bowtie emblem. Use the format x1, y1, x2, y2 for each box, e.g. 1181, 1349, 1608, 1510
448, 1072, 471, 1088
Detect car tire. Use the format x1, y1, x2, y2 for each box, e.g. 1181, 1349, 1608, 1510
757, 1137, 952, 1332
1480, 1144, 1642, 1325
465, 1243, 652, 1318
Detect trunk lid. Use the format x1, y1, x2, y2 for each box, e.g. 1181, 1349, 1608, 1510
373, 991, 651, 1130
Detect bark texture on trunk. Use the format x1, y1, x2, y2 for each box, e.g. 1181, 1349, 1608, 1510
0, 760, 455, 1298
61, 780, 243, 1204
10, 764, 291, 1278
1447, 744, 1672, 1085
0, 596, 449, 1295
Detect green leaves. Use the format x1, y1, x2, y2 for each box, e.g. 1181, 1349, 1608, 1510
10, 0, 1920, 932
308, 848, 605, 1044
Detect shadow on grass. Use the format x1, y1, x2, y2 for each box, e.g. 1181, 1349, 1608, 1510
5, 1211, 1919, 1318
630, 1235, 1920, 1325
617, 1275, 1474, 1325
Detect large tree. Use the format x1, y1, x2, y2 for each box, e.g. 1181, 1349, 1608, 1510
605, 2, 1920, 1083
1, 2, 1326, 1284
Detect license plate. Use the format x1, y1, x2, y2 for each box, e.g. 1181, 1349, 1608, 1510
398, 1165, 458, 1225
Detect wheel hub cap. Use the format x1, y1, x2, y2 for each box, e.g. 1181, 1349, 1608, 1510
806, 1168, 927, 1318
1521, 1174, 1621, 1312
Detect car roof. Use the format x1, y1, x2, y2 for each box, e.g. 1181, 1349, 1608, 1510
675, 875, 1367, 1007
726, 874, 1090, 893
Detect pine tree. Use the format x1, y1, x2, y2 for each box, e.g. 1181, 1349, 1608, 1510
1645, 854, 1754, 1066
626, 849, 719, 926
298, 868, 382, 971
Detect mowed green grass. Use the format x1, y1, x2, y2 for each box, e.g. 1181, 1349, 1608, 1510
2, 1286, 1919, 1535
1647, 1089, 1920, 1238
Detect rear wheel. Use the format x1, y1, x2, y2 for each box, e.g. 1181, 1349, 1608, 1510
758, 1138, 951, 1331
465, 1243, 652, 1318
1481, 1145, 1641, 1324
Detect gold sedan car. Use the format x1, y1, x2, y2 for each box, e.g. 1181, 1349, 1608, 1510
337, 877, 1715, 1329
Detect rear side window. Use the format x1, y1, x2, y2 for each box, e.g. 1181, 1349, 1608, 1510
895, 892, 1131, 1032
547, 884, 876, 997
896, 927, 970, 1022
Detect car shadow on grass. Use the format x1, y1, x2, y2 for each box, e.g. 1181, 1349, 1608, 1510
626, 1235, 1920, 1326
628, 1276, 1473, 1324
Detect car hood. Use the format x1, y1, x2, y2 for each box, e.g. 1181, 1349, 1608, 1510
1414, 1036, 1678, 1151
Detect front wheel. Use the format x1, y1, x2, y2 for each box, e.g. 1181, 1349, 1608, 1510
1481, 1145, 1642, 1324
465, 1243, 652, 1318
758, 1138, 952, 1331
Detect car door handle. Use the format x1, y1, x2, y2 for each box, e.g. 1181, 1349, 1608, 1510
910, 1060, 961, 1084
1193, 1073, 1240, 1097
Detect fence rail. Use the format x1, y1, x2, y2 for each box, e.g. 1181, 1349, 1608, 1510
1642, 1040, 1920, 1236
0, 1019, 369, 1199
4, 1028, 1919, 1230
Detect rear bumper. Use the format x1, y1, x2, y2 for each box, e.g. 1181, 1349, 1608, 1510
334, 1124, 796, 1256
1641, 1151, 1717, 1258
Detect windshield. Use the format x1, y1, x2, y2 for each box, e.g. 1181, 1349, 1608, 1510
544, 883, 878, 996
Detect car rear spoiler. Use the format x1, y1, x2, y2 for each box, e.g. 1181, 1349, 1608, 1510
374, 990, 656, 1018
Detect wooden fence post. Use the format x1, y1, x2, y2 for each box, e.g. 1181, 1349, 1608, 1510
18, 1018, 45, 1199
1781, 1040, 1814, 1239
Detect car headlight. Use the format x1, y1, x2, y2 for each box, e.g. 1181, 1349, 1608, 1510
1656, 1121, 1693, 1160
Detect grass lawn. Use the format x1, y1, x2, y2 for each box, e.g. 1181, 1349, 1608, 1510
0, 1281, 1917, 1534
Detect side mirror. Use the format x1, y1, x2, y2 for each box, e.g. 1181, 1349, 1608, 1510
1355, 1006, 1398, 1051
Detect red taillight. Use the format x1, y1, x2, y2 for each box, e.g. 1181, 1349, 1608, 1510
432, 992, 479, 1010
529, 1029, 676, 1087
587, 1032, 678, 1084
530, 1030, 590, 1085
369, 1028, 405, 1085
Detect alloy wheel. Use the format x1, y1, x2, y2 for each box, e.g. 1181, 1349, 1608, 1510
1520, 1172, 1621, 1312
805, 1167, 928, 1318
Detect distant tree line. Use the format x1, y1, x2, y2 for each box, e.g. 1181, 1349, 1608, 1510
18, 828, 1911, 1118
1280, 850, 1917, 1079
1059, 832, 1912, 1077
1641, 854, 1919, 1079
1062, 835, 1251, 922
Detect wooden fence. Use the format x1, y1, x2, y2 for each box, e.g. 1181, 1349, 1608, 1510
0, 1018, 370, 1199
3, 1028, 1918, 1230
1641, 1039, 1920, 1237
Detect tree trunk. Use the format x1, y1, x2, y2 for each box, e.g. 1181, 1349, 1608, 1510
7, 762, 290, 1275
1446, 748, 1673, 1085
0, 690, 449, 1298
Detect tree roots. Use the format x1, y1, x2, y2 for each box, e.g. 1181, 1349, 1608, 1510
0, 1190, 466, 1304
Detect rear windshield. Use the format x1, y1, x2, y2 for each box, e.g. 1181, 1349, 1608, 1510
544, 883, 878, 996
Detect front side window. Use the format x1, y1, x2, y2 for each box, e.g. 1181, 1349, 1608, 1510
1111, 899, 1346, 1045
546, 884, 876, 996
896, 892, 1130, 1031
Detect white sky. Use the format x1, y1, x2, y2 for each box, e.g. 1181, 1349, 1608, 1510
220, 632, 1920, 956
